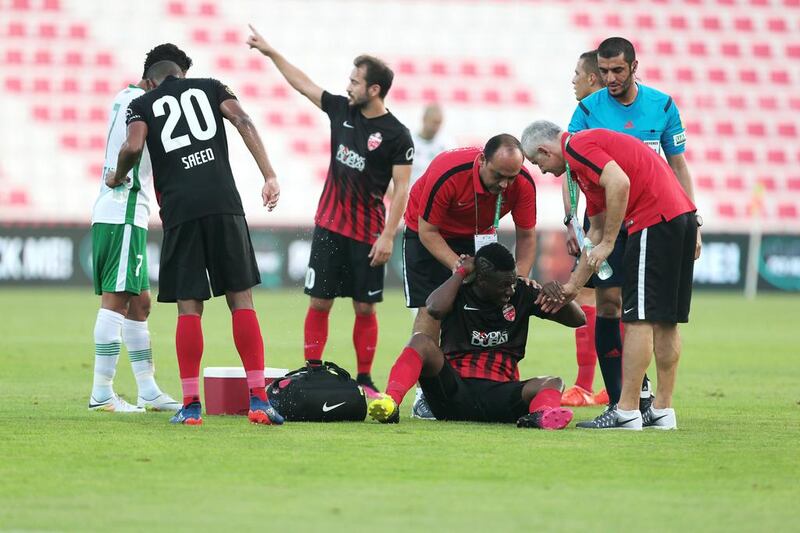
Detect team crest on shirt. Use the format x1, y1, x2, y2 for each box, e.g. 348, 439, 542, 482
502, 304, 516, 322
367, 132, 383, 151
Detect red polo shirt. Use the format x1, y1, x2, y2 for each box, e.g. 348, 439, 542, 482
405, 147, 537, 239
562, 129, 695, 234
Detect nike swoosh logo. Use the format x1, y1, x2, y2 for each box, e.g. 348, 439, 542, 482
648, 414, 669, 423
457, 201, 469, 206
617, 417, 639, 425
88, 402, 108, 408
343, 121, 354, 128
322, 401, 346, 412
463, 305, 480, 311
624, 307, 635, 314
367, 289, 382, 296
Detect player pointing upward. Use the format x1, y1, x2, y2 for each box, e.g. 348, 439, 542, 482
248, 25, 414, 390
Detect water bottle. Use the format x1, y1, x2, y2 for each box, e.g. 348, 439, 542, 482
582, 237, 613, 280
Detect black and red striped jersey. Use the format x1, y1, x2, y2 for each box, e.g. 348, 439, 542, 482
440, 279, 549, 382
315, 91, 414, 244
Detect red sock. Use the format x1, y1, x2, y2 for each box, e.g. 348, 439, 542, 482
354, 313, 378, 375
574, 305, 597, 391
304, 307, 329, 361
529, 388, 562, 413
619, 320, 625, 341
232, 309, 266, 401
176, 314, 203, 406
385, 346, 423, 406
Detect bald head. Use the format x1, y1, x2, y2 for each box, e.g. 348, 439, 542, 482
144, 60, 183, 85
420, 103, 444, 140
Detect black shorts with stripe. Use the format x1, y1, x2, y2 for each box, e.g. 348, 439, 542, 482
158, 214, 260, 303
402, 228, 474, 308
622, 212, 697, 323
419, 361, 528, 423
304, 225, 385, 303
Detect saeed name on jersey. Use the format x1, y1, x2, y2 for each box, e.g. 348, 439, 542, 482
182, 147, 215, 169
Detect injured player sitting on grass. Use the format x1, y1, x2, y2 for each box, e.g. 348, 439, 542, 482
368, 242, 585, 429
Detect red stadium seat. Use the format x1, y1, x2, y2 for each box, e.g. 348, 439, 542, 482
643, 66, 663, 81
676, 67, 694, 82
767, 150, 787, 164
89, 107, 106, 122
167, 1, 186, 16
397, 60, 415, 75
33, 78, 51, 93
717, 203, 736, 218
746, 123, 766, 137
5, 77, 23, 92
736, 148, 756, 164
199, 2, 217, 16
33, 50, 52, 65
696, 175, 715, 190
491, 62, 510, 78
95, 52, 113, 67
787, 177, 800, 191
669, 15, 688, 30
767, 18, 788, 32
246, 57, 264, 71
296, 112, 314, 127
701, 16, 721, 31
11, 0, 30, 10
223, 30, 240, 44
430, 61, 448, 76
43, 0, 60, 10
61, 78, 79, 93
192, 29, 210, 43
777, 204, 798, 219
391, 87, 408, 102
61, 107, 78, 121
482, 89, 501, 104
716, 122, 735, 136
770, 70, 790, 84
688, 41, 707, 56
32, 106, 50, 121
452, 88, 470, 103
68, 24, 87, 39
5, 50, 23, 65
789, 97, 800, 111
739, 69, 758, 83
695, 94, 716, 109
216, 56, 234, 70
513, 90, 532, 105
241, 84, 259, 98
38, 23, 57, 38
684, 120, 702, 135
757, 96, 776, 110
656, 41, 675, 55
750, 0, 769, 6
708, 68, 727, 83
460, 62, 478, 77
756, 176, 777, 191
291, 140, 310, 155
421, 87, 438, 103
721, 42, 740, 57
604, 14, 622, 28
92, 79, 110, 94
705, 148, 723, 162
778, 123, 797, 137
573, 13, 592, 27
266, 112, 284, 126
60, 135, 79, 149
89, 136, 105, 150
752, 43, 772, 58
734, 17, 755, 31
635, 14, 654, 29
724, 176, 745, 190
270, 85, 289, 99
786, 45, 800, 58
65, 51, 83, 66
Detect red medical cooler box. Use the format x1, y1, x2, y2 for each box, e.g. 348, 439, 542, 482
203, 367, 289, 415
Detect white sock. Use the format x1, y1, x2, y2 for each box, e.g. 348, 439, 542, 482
92, 309, 124, 401
123, 318, 161, 399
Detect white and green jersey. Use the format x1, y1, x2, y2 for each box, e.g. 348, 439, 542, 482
91, 85, 152, 229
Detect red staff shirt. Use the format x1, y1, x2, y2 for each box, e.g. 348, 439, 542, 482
405, 147, 537, 239
563, 129, 695, 234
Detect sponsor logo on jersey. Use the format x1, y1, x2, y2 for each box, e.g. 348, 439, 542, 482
405, 147, 415, 161
471, 330, 509, 348
336, 144, 366, 171
624, 120, 634, 129
125, 106, 142, 123
673, 131, 687, 146
223, 85, 236, 97
502, 304, 516, 322
367, 132, 383, 151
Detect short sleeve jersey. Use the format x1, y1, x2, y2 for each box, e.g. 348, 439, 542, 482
563, 130, 695, 233
440, 279, 549, 382
568, 83, 686, 157
316, 91, 414, 244
92, 85, 153, 229
126, 77, 242, 230
404, 148, 537, 239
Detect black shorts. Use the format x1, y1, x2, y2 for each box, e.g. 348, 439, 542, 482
622, 212, 697, 324
419, 362, 528, 423
158, 214, 260, 303
304, 225, 384, 303
402, 229, 474, 308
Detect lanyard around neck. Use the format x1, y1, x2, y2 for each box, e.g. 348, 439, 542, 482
474, 190, 503, 234
564, 134, 579, 217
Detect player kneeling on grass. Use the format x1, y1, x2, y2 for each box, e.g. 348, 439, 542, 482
368, 243, 585, 429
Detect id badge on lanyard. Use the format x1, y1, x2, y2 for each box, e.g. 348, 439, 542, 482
474, 193, 502, 252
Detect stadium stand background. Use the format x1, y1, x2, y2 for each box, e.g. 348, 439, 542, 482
1, 0, 798, 290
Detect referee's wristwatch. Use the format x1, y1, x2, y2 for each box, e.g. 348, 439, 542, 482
563, 214, 573, 227
695, 213, 703, 227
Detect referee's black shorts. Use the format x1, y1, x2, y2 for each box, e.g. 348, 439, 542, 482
402, 228, 474, 308
621, 212, 697, 324
419, 361, 529, 423
157, 214, 260, 303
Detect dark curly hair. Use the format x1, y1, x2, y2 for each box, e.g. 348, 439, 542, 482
142, 43, 192, 78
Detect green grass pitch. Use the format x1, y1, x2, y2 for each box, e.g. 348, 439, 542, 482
1, 288, 798, 531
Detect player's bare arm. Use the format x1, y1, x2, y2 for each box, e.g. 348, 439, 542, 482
418, 218, 462, 271
246, 24, 324, 109
593, 161, 629, 262
369, 164, 411, 267
426, 256, 475, 320
220, 98, 280, 211
545, 300, 586, 328
667, 153, 702, 259
513, 226, 537, 277
106, 122, 148, 188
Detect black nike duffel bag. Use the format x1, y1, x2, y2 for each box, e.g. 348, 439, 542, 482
267, 360, 367, 422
